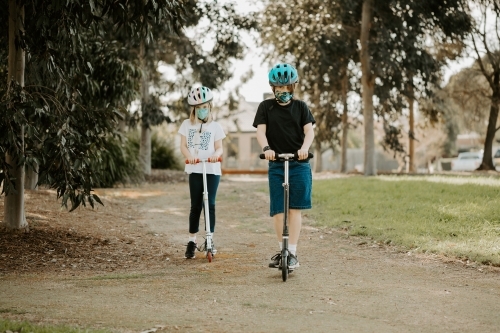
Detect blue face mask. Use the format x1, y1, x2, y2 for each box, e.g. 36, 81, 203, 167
196, 108, 209, 120
275, 91, 293, 103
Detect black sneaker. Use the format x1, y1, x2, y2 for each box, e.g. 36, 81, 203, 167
268, 253, 281, 268
288, 253, 299, 270
184, 241, 197, 259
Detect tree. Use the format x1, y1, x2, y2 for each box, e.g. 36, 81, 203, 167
467, 0, 500, 170
260, 0, 359, 173
128, 0, 257, 175
1, 0, 186, 230
360, 0, 376, 175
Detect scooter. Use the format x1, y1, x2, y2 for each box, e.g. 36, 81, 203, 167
260, 152, 313, 281
185, 157, 222, 262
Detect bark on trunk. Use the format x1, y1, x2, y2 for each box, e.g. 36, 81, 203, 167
139, 40, 152, 176
5, 0, 28, 230
408, 87, 416, 173
479, 88, 499, 170
25, 164, 38, 190
341, 72, 349, 173
140, 124, 152, 175
360, 0, 376, 176
313, 141, 322, 173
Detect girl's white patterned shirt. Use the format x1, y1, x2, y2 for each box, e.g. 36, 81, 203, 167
178, 119, 226, 175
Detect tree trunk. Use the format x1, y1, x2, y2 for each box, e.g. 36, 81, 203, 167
140, 124, 152, 175
25, 164, 38, 190
341, 72, 349, 173
139, 40, 152, 176
5, 0, 28, 230
360, 0, 376, 176
479, 85, 499, 170
313, 141, 322, 173
408, 83, 416, 173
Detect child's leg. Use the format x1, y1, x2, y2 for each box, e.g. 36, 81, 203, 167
188, 173, 204, 237
273, 213, 283, 242
205, 174, 220, 233
288, 209, 302, 255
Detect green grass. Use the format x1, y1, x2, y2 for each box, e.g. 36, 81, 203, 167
311, 175, 500, 266
0, 318, 111, 333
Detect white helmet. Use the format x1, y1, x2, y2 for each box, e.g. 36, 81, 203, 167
187, 86, 213, 106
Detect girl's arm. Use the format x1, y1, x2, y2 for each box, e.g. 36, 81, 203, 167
298, 123, 315, 160
210, 139, 223, 162
180, 135, 196, 164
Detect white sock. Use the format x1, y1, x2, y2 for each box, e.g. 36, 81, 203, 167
289, 244, 297, 256
278, 242, 283, 251
189, 236, 196, 243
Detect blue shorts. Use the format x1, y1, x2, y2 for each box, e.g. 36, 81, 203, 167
268, 160, 312, 217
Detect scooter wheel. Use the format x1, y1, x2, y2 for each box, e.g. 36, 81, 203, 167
207, 250, 213, 263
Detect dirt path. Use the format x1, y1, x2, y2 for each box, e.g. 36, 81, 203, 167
1, 176, 500, 333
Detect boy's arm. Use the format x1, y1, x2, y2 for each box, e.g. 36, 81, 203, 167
298, 123, 314, 160
256, 124, 275, 160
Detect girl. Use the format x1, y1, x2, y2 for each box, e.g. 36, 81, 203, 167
252, 63, 315, 270
178, 86, 226, 259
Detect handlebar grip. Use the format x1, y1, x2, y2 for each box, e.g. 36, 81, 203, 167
259, 152, 314, 160
185, 156, 223, 164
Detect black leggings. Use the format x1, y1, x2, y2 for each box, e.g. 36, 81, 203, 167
188, 173, 220, 234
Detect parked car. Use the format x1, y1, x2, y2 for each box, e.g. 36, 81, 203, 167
451, 151, 483, 171
494, 148, 500, 170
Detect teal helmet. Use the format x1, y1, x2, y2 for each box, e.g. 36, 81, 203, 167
268, 63, 299, 86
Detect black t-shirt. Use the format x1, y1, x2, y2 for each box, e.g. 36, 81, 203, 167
252, 99, 315, 154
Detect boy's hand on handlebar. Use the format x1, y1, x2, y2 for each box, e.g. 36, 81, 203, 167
264, 149, 275, 161
297, 149, 309, 160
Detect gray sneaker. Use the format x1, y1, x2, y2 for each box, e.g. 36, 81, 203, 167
288, 253, 299, 270
269, 253, 281, 268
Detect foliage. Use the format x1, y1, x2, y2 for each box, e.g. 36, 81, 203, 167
130, 0, 259, 125
259, 0, 473, 157
150, 133, 182, 170
1, 0, 186, 210
311, 176, 500, 266
93, 134, 144, 188
126, 130, 182, 171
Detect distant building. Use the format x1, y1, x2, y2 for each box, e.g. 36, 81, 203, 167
218, 98, 267, 173
217, 96, 399, 173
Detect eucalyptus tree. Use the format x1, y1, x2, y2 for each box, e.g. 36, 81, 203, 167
420, 65, 492, 159
128, 1, 257, 175
1, 0, 186, 230
464, 0, 500, 170
260, 0, 359, 172
357, 0, 472, 175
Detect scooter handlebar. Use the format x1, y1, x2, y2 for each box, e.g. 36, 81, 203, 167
259, 152, 314, 160
185, 156, 223, 164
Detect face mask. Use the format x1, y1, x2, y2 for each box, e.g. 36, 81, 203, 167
196, 108, 209, 120
275, 91, 293, 103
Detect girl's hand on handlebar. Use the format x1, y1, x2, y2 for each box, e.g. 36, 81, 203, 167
186, 157, 198, 164
208, 155, 220, 163
297, 149, 309, 160
264, 149, 275, 161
